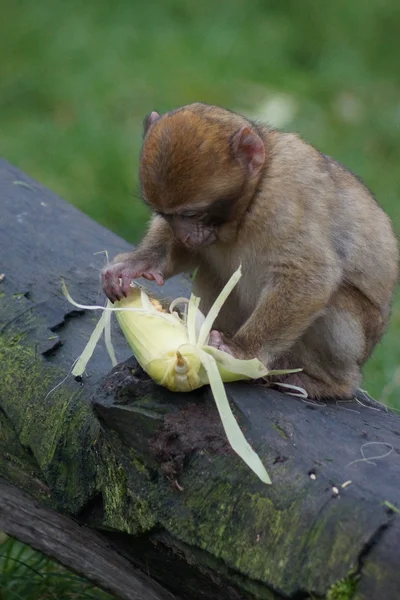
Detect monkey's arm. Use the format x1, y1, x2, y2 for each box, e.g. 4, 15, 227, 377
232, 261, 341, 363
102, 215, 194, 302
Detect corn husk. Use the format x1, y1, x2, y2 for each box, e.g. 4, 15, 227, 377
62, 265, 302, 484
110, 285, 269, 392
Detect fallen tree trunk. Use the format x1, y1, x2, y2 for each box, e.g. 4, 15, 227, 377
0, 480, 177, 600
0, 158, 399, 600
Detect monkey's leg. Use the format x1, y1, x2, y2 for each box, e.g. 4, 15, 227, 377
270, 336, 361, 399
268, 288, 384, 400
267, 368, 358, 400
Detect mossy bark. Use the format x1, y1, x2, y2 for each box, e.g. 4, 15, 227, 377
1, 159, 399, 600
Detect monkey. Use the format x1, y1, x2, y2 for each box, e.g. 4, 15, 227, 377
102, 103, 398, 399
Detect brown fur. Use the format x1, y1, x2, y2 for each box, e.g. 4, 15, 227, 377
102, 103, 398, 399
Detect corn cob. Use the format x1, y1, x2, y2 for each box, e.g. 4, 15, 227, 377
62, 266, 302, 484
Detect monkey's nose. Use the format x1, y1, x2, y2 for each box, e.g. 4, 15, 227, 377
183, 234, 191, 245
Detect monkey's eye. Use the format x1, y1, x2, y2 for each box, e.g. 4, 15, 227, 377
155, 211, 173, 224
179, 210, 199, 219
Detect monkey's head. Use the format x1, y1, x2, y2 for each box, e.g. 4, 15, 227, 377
139, 103, 266, 248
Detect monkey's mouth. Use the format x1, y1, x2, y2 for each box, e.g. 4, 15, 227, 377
181, 230, 217, 248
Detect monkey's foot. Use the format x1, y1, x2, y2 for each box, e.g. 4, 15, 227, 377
268, 371, 354, 401
102, 262, 164, 303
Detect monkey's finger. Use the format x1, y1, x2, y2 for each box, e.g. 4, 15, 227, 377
209, 330, 224, 347
209, 330, 236, 356
101, 269, 122, 303
120, 270, 138, 298
154, 272, 165, 286
146, 271, 165, 286
108, 282, 124, 302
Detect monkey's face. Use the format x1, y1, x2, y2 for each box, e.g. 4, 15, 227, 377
143, 174, 247, 248
139, 105, 265, 248
161, 213, 217, 248
140, 144, 247, 248
155, 194, 242, 248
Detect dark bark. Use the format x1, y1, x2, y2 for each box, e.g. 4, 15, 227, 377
0, 479, 178, 600
0, 158, 399, 600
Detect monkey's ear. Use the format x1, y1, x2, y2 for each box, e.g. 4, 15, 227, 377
231, 126, 265, 176
143, 111, 161, 136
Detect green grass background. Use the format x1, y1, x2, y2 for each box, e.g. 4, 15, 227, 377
0, 533, 115, 600
1, 2, 400, 595
1, 0, 399, 406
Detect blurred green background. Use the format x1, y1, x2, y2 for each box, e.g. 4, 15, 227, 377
1, 1, 399, 597
0, 532, 115, 600
1, 0, 399, 410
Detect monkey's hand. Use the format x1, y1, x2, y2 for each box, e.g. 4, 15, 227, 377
102, 260, 165, 303
208, 330, 248, 358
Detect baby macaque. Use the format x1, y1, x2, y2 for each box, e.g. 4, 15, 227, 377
102, 103, 398, 399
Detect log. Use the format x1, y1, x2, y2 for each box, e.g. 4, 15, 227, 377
0, 480, 177, 600
0, 158, 399, 600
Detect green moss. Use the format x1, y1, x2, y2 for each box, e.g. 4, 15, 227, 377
149, 459, 372, 598
272, 422, 289, 440
99, 433, 157, 535
327, 571, 358, 600
0, 411, 50, 501
101, 460, 129, 531
0, 307, 99, 513
0, 291, 159, 531
160, 469, 307, 585
129, 453, 149, 475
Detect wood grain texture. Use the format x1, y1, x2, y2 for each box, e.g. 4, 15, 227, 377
0, 479, 178, 600
0, 158, 399, 600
